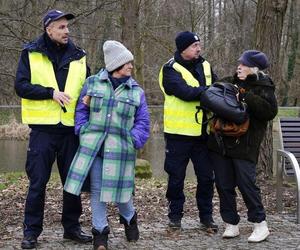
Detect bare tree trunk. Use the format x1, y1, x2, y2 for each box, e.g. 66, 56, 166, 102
279, 0, 293, 106
287, 0, 300, 106
254, 0, 288, 177
203, 0, 208, 46
121, 0, 144, 88
207, 0, 214, 42
255, 0, 287, 85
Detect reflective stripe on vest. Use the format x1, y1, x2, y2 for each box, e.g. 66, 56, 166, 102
159, 60, 212, 136
21, 52, 86, 126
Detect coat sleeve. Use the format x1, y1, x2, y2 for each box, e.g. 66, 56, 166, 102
244, 86, 278, 121
130, 90, 150, 149
14, 50, 54, 99
74, 83, 90, 135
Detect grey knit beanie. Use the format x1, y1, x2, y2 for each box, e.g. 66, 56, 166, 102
103, 40, 134, 72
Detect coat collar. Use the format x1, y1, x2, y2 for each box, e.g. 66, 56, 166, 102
174, 50, 205, 67
98, 69, 138, 88
233, 72, 275, 89
23, 33, 86, 64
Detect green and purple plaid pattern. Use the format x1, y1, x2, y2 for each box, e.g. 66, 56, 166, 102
64, 70, 142, 203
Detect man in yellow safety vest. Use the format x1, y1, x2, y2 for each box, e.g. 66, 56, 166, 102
15, 9, 92, 249
159, 31, 218, 232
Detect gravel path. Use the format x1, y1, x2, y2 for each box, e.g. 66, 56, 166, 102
2, 214, 300, 249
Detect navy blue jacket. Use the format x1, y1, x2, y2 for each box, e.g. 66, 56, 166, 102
161, 51, 217, 139
15, 33, 90, 133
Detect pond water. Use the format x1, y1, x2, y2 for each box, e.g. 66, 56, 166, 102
0, 106, 298, 179
0, 106, 196, 178
0, 135, 195, 178
0, 140, 28, 172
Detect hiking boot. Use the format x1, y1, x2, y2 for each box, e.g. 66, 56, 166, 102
21, 235, 37, 249
120, 212, 139, 242
248, 221, 270, 243
222, 223, 240, 238
201, 221, 218, 233
168, 219, 181, 229
92, 226, 110, 250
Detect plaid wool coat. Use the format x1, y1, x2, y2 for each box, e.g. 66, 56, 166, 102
64, 70, 149, 203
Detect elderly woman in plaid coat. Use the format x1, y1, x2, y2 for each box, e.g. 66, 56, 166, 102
64, 40, 150, 250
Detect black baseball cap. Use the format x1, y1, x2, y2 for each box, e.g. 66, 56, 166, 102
43, 10, 75, 29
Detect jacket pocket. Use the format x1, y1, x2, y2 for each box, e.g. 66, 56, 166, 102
90, 92, 105, 112
116, 97, 138, 118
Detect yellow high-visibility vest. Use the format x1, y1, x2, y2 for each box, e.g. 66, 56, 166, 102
159, 59, 212, 136
21, 52, 86, 126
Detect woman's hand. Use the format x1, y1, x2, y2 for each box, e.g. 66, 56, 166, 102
82, 95, 91, 106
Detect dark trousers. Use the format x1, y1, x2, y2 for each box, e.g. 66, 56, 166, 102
164, 136, 214, 223
210, 151, 266, 225
23, 130, 82, 237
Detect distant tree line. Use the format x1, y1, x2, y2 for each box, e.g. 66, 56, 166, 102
0, 0, 298, 106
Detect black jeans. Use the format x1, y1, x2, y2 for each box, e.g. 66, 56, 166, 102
210, 151, 266, 225
164, 136, 214, 223
23, 130, 82, 237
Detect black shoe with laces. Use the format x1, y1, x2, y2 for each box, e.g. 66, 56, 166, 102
21, 236, 37, 249
92, 226, 110, 250
120, 212, 139, 242
63, 229, 93, 243
201, 221, 218, 233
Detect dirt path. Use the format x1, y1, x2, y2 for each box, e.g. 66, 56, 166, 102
0, 175, 298, 249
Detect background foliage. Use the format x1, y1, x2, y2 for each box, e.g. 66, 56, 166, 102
0, 0, 299, 106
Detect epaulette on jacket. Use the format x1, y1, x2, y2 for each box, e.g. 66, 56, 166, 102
165, 58, 175, 68
75, 45, 86, 54
23, 41, 37, 51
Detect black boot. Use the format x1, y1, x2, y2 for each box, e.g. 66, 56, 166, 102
120, 212, 139, 242
92, 226, 110, 250
21, 236, 37, 249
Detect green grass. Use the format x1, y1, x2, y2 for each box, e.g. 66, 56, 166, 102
0, 171, 61, 191
0, 172, 25, 191
277, 107, 300, 118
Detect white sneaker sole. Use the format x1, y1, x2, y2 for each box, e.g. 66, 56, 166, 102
248, 231, 270, 243
222, 232, 240, 238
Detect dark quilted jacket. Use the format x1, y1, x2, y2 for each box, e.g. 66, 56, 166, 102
207, 73, 278, 163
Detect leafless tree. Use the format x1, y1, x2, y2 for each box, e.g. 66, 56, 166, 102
0, 0, 297, 107
254, 0, 288, 177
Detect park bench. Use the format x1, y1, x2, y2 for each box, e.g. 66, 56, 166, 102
276, 117, 300, 223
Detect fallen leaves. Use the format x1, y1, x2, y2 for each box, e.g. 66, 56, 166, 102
0, 173, 297, 245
